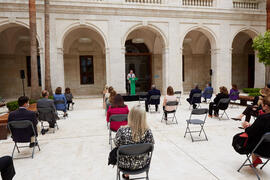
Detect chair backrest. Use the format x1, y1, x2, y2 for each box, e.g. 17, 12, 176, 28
230, 91, 240, 100
217, 98, 230, 110
149, 95, 160, 100
205, 89, 213, 95
191, 108, 208, 115
166, 101, 178, 106
38, 107, 56, 121
8, 120, 36, 142
54, 100, 65, 105
252, 132, 270, 155
117, 143, 154, 156
174, 91, 181, 95
192, 93, 202, 103
109, 114, 128, 123
38, 107, 53, 114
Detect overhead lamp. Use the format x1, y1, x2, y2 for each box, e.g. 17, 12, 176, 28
18, 36, 30, 41
79, 37, 92, 43
132, 38, 144, 44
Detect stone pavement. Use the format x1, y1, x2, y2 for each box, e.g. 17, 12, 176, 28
0, 95, 269, 180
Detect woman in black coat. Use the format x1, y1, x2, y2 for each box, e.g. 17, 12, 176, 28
243, 96, 270, 167
208, 86, 229, 117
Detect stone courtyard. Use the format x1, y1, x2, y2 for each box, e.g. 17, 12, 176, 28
0, 95, 269, 180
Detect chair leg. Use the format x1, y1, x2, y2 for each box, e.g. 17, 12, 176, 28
32, 144, 35, 159
260, 159, 269, 170
202, 127, 208, 141
238, 154, 252, 172
225, 111, 229, 120
11, 144, 16, 158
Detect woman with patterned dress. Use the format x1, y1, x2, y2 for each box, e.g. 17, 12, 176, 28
114, 105, 154, 180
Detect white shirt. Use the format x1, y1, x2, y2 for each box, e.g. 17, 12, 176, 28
127, 73, 136, 81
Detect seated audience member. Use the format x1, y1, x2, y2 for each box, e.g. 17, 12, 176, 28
232, 88, 270, 122
37, 90, 58, 133
202, 83, 213, 102
53, 87, 68, 117
163, 86, 178, 120
105, 89, 116, 114
107, 94, 129, 131
0, 156, 15, 180
64, 88, 74, 110
8, 96, 38, 147
229, 84, 239, 101
186, 84, 202, 109
241, 95, 270, 167
115, 105, 154, 180
208, 86, 229, 118
145, 84, 161, 112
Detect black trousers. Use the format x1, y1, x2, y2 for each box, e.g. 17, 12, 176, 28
67, 100, 73, 110
145, 101, 158, 112
242, 105, 258, 122
209, 102, 219, 116
0, 156, 15, 180
186, 98, 197, 109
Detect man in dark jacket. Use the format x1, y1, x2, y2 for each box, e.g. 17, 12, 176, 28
145, 85, 161, 112
186, 84, 202, 109
37, 90, 58, 133
8, 96, 38, 147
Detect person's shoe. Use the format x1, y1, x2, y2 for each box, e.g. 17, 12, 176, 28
238, 127, 244, 129
252, 157, 263, 168
122, 174, 129, 180
214, 114, 219, 118
232, 118, 241, 121
41, 128, 49, 135
63, 113, 68, 117
208, 115, 212, 118
29, 142, 38, 148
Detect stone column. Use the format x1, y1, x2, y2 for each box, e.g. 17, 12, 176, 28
107, 20, 126, 93
39, 47, 45, 90
105, 48, 111, 86
254, 52, 266, 88
51, 48, 65, 91
162, 47, 169, 94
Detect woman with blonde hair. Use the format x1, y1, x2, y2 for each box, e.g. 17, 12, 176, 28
115, 105, 154, 179
208, 86, 229, 118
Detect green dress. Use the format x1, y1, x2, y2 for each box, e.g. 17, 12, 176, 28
129, 77, 138, 95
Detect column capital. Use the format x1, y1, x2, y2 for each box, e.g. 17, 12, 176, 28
121, 46, 126, 54
57, 48, 63, 54
163, 47, 169, 54
39, 47, 44, 54
210, 48, 220, 55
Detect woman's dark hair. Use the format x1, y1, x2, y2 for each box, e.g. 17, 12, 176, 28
55, 87, 62, 94
65, 87, 71, 94
167, 86, 174, 96
18, 96, 29, 107
109, 90, 117, 104
219, 86, 228, 95
112, 94, 126, 108
108, 86, 114, 94
232, 84, 238, 90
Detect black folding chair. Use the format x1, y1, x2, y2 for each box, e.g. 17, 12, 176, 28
161, 101, 179, 125
184, 108, 208, 142
109, 114, 128, 149
216, 98, 230, 120
189, 93, 202, 110
8, 120, 40, 159
38, 107, 59, 133
174, 91, 182, 104
148, 95, 160, 113
203, 89, 213, 103
116, 143, 154, 180
230, 91, 240, 108
237, 132, 270, 180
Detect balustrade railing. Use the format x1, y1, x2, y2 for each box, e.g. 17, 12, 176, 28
233, 1, 259, 9
182, 0, 213, 7
125, 0, 162, 4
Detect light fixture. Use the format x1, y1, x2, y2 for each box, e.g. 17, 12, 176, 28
183, 38, 192, 43
132, 38, 144, 44
79, 37, 92, 43
18, 36, 30, 41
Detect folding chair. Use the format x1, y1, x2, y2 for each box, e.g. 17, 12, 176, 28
109, 114, 128, 149
203, 89, 213, 103
189, 93, 202, 110
230, 91, 240, 108
237, 132, 270, 180
216, 98, 230, 120
161, 101, 179, 125
38, 107, 59, 133
54, 100, 67, 119
174, 91, 182, 104
116, 143, 154, 180
184, 108, 208, 142
8, 120, 41, 159
148, 95, 160, 113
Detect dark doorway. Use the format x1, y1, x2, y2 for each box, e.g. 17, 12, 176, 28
248, 54, 255, 88
125, 40, 152, 92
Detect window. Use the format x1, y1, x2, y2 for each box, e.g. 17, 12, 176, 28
26, 56, 41, 87
80, 56, 94, 84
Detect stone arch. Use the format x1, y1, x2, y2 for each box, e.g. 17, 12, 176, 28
59, 22, 108, 50
122, 24, 168, 48
180, 25, 218, 50
231, 27, 259, 47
